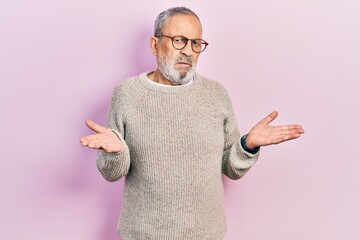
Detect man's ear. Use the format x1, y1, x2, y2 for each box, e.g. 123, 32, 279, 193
149, 36, 158, 56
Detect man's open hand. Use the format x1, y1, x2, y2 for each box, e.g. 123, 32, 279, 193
80, 120, 123, 153
245, 111, 305, 149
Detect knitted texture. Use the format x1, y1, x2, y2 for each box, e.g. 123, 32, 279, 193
97, 72, 260, 240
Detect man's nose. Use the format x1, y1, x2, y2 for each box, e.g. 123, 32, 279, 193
180, 40, 194, 56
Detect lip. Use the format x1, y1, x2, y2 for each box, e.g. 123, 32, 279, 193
177, 62, 192, 67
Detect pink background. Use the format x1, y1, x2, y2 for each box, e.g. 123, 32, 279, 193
1, 0, 359, 239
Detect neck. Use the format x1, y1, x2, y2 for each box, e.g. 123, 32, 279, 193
148, 70, 178, 86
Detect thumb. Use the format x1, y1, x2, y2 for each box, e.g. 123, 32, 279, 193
260, 111, 278, 125
85, 120, 106, 134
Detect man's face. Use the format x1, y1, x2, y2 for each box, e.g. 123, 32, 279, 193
155, 14, 202, 84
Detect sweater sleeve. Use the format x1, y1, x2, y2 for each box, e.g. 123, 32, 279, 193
221, 89, 260, 180
96, 86, 131, 182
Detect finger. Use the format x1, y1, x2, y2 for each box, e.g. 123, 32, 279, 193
87, 137, 109, 150
278, 125, 305, 135
282, 124, 304, 130
279, 124, 302, 129
80, 137, 91, 146
85, 120, 107, 134
80, 133, 107, 145
80, 139, 88, 147
87, 142, 102, 149
268, 125, 303, 134
282, 133, 302, 141
290, 127, 305, 134
80, 138, 98, 148
274, 132, 302, 144
259, 111, 278, 126
80, 137, 88, 145
80, 139, 102, 149
269, 131, 302, 142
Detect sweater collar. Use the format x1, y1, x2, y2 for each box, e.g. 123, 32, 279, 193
138, 71, 199, 94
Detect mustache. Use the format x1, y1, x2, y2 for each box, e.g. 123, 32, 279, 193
176, 56, 192, 65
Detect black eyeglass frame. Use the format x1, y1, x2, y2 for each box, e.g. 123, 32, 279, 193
160, 35, 209, 53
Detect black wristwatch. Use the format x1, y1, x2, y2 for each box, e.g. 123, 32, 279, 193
241, 134, 260, 154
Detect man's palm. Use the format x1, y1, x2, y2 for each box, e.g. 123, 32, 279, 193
80, 120, 122, 153
246, 111, 304, 149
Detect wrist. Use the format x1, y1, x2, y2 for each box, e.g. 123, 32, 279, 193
244, 134, 257, 149
241, 134, 260, 154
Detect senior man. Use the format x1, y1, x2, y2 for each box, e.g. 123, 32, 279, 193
80, 7, 304, 239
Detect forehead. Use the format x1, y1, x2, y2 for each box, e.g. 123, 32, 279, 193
162, 14, 202, 38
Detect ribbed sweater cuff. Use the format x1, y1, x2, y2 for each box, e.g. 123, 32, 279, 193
239, 138, 260, 158
96, 129, 130, 181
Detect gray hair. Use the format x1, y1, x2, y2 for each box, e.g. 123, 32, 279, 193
154, 7, 200, 37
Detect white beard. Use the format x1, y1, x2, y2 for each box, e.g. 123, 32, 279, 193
157, 55, 197, 85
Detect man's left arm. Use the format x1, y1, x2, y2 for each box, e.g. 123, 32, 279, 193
221, 94, 304, 180
221, 101, 260, 180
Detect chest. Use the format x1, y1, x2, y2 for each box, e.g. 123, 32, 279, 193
123, 93, 225, 154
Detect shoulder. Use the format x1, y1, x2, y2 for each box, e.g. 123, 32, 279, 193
113, 75, 138, 96
195, 73, 228, 95
195, 73, 233, 114
108, 73, 150, 117
112, 73, 147, 102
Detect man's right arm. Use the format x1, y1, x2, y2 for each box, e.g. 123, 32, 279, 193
80, 86, 131, 182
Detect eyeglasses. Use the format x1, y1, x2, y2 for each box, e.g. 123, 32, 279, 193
160, 35, 209, 53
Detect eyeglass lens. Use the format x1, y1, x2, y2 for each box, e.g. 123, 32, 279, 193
172, 36, 207, 53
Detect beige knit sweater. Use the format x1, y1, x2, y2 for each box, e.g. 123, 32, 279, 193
97, 71, 259, 240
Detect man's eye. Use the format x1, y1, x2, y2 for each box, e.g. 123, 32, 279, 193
174, 38, 184, 43
192, 40, 202, 46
